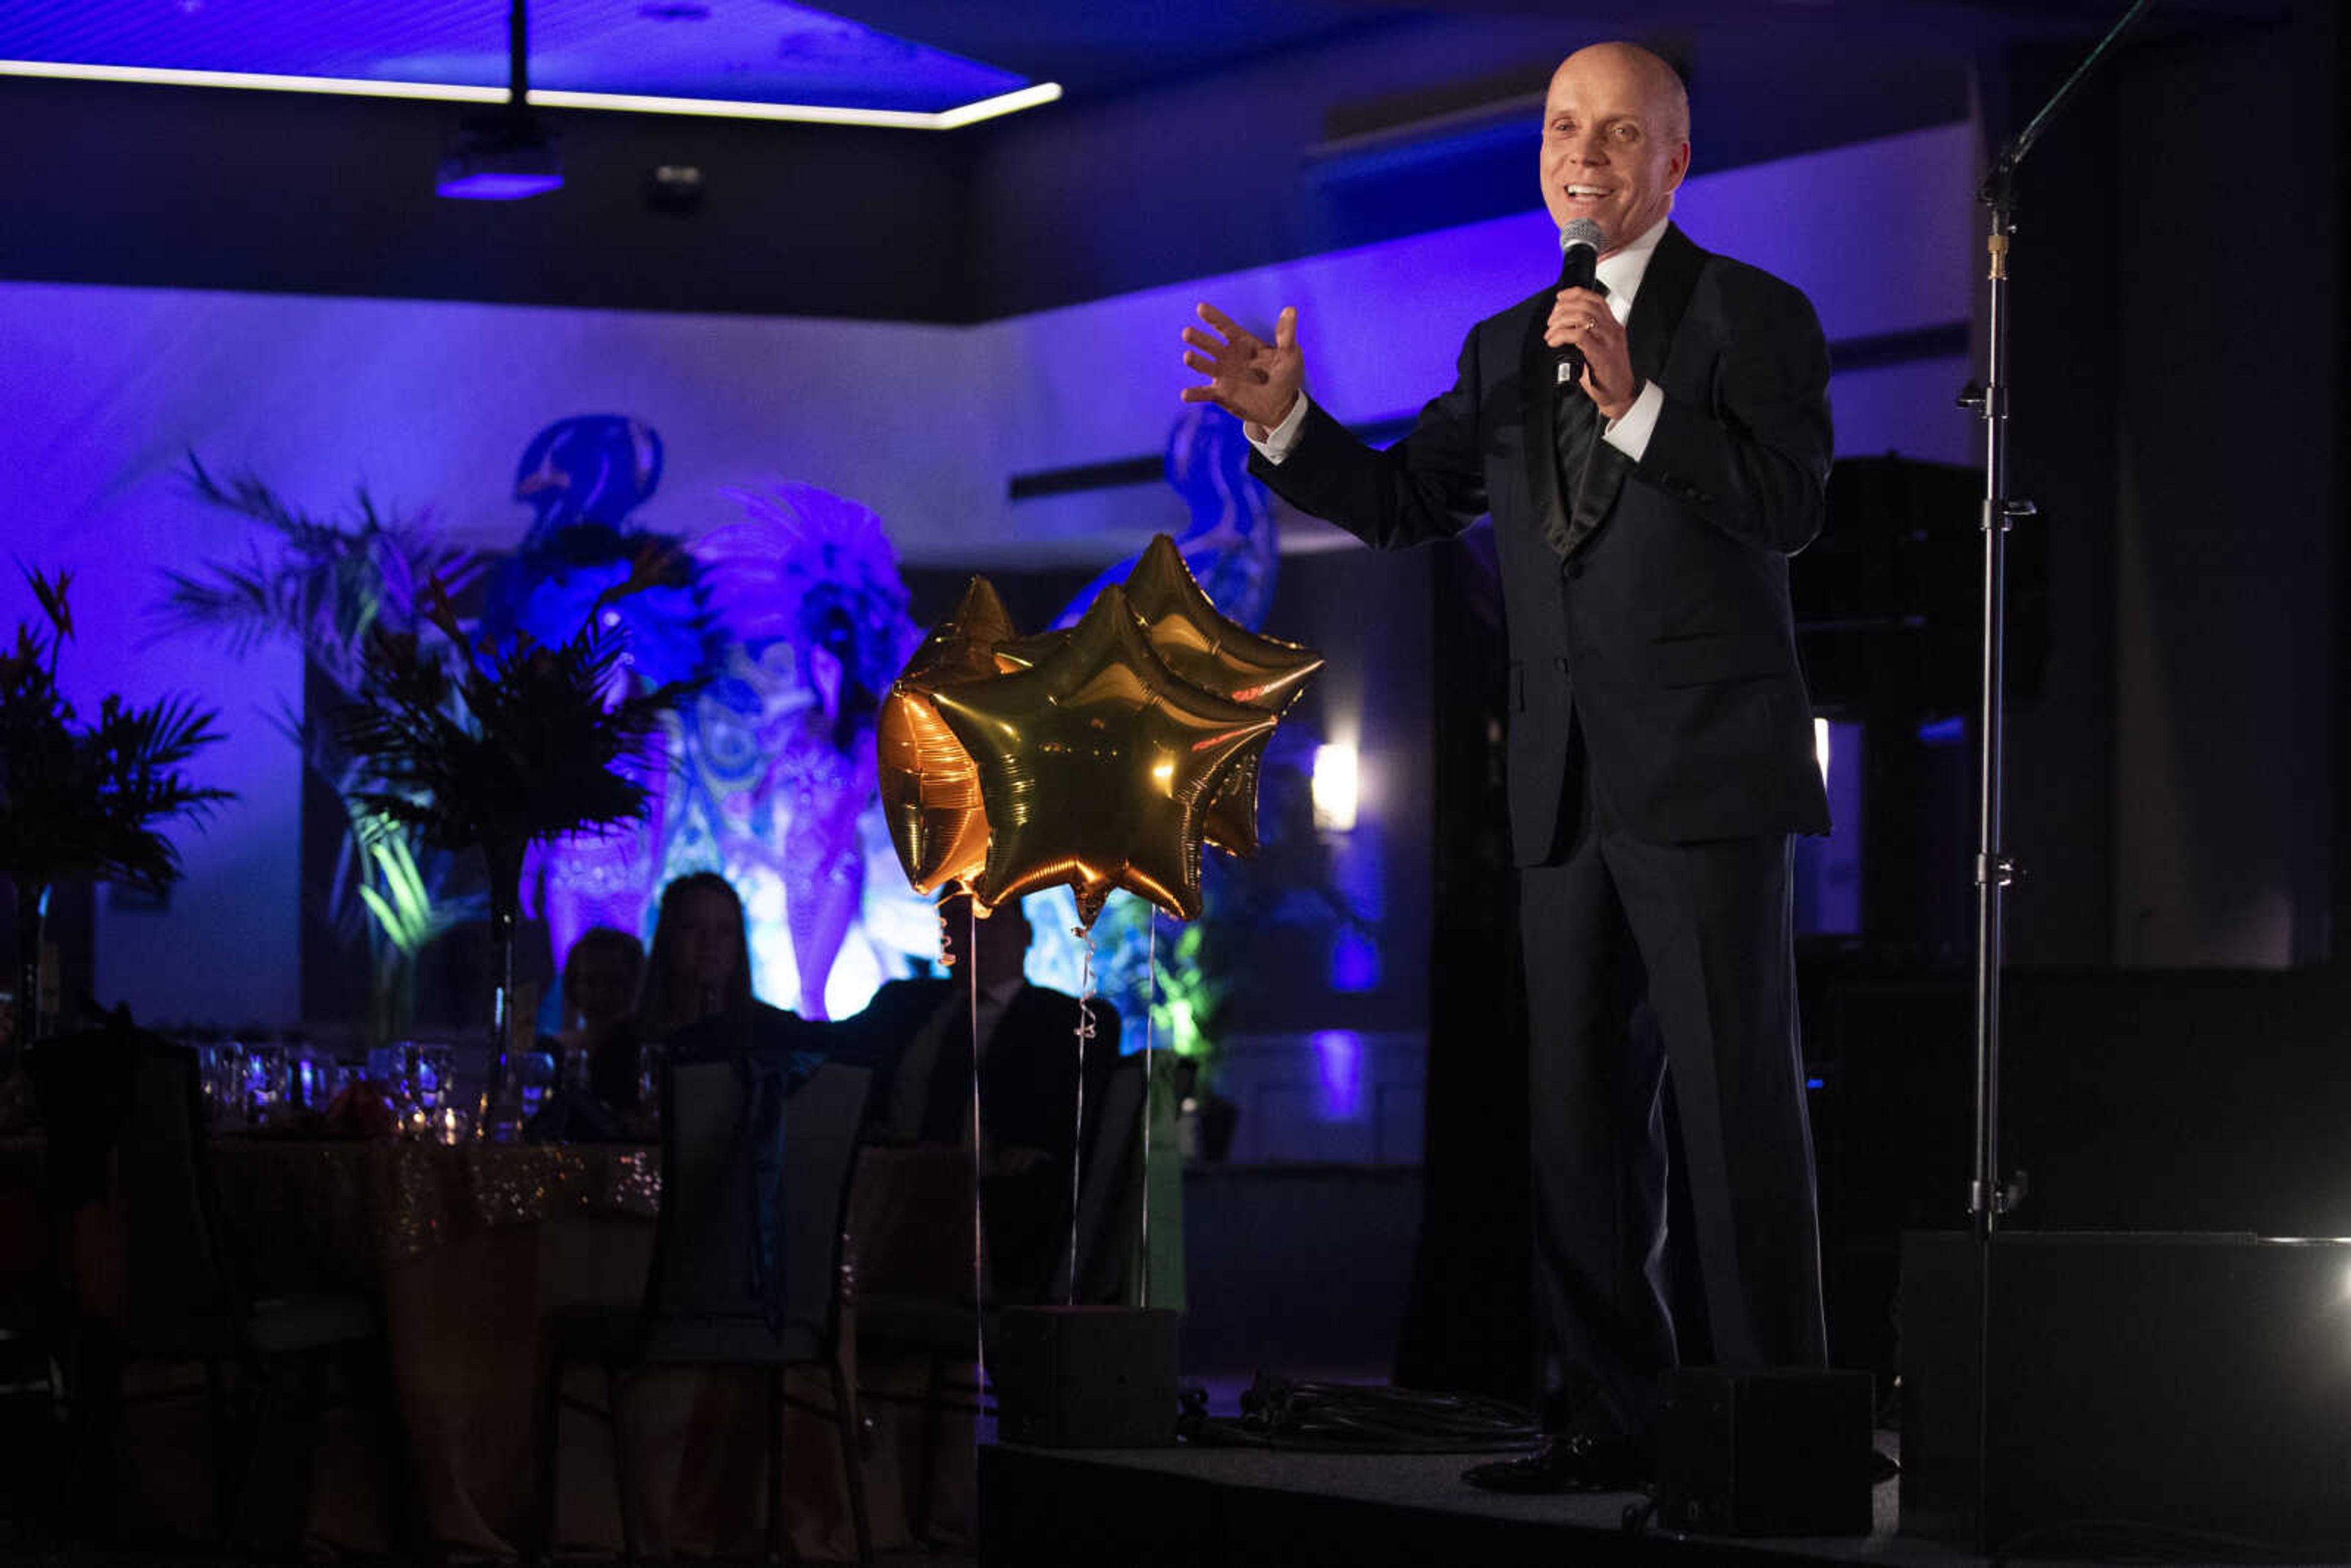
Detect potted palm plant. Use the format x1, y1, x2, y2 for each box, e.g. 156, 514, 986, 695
337, 565, 686, 1136
1, 566, 232, 1078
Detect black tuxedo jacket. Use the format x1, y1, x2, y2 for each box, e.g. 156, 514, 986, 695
1250, 222, 1832, 861
844, 978, 1121, 1165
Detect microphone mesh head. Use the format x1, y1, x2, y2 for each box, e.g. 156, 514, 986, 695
1559, 217, 1606, 255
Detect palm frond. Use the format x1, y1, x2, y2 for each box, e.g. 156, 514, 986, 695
19, 563, 73, 642
337, 578, 693, 860
1, 571, 233, 893
156, 456, 481, 691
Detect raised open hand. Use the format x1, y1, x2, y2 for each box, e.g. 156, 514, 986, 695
1180, 302, 1303, 433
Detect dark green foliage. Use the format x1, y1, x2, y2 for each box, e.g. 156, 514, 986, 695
1, 566, 233, 892
337, 565, 689, 861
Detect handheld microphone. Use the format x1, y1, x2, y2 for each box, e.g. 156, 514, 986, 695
1554, 218, 1605, 388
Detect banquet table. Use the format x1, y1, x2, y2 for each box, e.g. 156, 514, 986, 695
71, 1135, 973, 1559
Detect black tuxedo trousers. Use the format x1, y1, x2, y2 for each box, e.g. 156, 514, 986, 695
1521, 749, 1825, 1440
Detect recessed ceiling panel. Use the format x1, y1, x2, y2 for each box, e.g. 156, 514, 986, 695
0, 0, 1032, 113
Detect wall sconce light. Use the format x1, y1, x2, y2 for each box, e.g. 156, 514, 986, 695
1312, 742, 1359, 833
1813, 716, 1832, 784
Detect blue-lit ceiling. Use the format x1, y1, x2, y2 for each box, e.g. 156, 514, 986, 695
0, 1, 1033, 115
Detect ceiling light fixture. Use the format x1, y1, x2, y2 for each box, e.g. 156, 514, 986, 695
0, 65, 1061, 130
437, 1, 560, 200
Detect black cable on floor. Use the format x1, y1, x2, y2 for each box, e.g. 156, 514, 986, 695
1180, 1373, 1542, 1454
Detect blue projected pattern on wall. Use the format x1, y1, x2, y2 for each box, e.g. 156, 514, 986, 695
0, 1, 1029, 113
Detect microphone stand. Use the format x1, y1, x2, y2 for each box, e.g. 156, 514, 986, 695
1962, 0, 2150, 1241
1957, 0, 2149, 1548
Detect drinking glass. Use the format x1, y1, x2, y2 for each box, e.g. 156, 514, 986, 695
244, 1044, 288, 1125
415, 1044, 457, 1115
517, 1049, 558, 1121
635, 1038, 666, 1114
201, 1037, 247, 1130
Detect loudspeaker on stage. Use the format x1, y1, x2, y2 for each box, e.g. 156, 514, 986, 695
1902, 1231, 2351, 1551
1657, 1366, 1875, 1536
994, 1305, 1180, 1448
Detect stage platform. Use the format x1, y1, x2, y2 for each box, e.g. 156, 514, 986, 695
979, 1441, 1972, 1568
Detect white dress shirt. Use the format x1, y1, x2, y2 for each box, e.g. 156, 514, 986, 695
1250, 212, 1674, 467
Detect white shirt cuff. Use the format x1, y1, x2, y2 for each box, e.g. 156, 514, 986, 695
1247, 394, 1311, 464
1602, 380, 1664, 462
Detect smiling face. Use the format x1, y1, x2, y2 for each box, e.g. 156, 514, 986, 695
1539, 43, 1691, 255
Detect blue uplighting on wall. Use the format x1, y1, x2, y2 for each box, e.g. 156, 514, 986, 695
1312, 1029, 1365, 1122
1919, 716, 1967, 745
1328, 926, 1381, 994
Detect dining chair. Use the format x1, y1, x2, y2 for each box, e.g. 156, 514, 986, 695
29, 1024, 402, 1551
0, 1148, 58, 1544
533, 1055, 874, 1566
855, 1052, 1148, 1540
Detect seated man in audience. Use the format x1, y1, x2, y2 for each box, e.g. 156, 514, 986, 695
840, 893, 1120, 1305
553, 925, 644, 1102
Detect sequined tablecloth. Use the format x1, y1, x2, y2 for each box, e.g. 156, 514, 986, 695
208, 1138, 660, 1294
186, 1140, 956, 1559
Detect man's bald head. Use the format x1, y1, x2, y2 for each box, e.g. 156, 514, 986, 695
1555, 43, 1689, 144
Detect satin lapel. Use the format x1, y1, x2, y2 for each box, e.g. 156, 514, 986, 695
1573, 223, 1708, 530
1520, 297, 1567, 542
1628, 222, 1704, 388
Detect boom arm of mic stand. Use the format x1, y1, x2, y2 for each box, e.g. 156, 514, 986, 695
1985, 0, 2153, 201
1965, 0, 2153, 1240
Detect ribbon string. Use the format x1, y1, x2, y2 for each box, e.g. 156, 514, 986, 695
1068, 921, 1100, 1305
942, 895, 987, 1397
1142, 908, 1155, 1308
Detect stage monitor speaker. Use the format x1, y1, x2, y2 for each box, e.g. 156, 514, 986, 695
995, 1305, 1180, 1449
1658, 1367, 1875, 1537
1902, 1231, 2351, 1553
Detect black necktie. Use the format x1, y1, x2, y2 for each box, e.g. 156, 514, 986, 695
918, 992, 974, 1145
1550, 281, 1610, 560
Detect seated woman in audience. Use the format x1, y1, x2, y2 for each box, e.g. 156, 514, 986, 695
557, 925, 646, 1109
638, 871, 827, 1079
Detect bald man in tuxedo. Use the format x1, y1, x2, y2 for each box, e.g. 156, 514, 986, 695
1182, 40, 1831, 1491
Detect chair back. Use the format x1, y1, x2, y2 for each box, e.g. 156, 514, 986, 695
778, 1063, 872, 1348
641, 1052, 756, 1336
33, 1031, 239, 1353
1069, 1056, 1148, 1304
640, 1054, 869, 1363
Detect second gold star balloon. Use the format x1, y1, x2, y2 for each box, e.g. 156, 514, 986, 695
930, 584, 1277, 927
991, 536, 1325, 860
1120, 535, 1324, 859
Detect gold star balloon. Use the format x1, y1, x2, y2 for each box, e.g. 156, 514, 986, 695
1117, 535, 1324, 859
991, 627, 1070, 676
932, 583, 1276, 928
877, 576, 1015, 896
